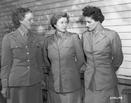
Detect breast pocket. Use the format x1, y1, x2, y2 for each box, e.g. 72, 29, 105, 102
10, 42, 25, 58
62, 45, 75, 58
95, 37, 111, 51
63, 45, 72, 48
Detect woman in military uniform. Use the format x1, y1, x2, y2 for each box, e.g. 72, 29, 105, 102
81, 5, 123, 103
1, 7, 43, 103
42, 12, 85, 103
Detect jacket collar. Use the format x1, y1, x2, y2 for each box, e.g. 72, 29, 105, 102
11, 29, 26, 45
89, 23, 106, 44
54, 30, 69, 40
11, 26, 34, 45
48, 30, 70, 49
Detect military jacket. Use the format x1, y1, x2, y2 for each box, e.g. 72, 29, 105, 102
1, 27, 43, 88
43, 31, 85, 93
82, 24, 123, 90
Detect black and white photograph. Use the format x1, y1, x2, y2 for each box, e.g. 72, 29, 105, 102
0, 0, 131, 103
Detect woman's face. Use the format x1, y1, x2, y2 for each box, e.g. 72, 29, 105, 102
20, 12, 34, 29
54, 17, 68, 32
84, 16, 99, 31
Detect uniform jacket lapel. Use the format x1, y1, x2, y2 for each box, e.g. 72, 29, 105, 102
93, 24, 106, 44
12, 30, 26, 45
94, 30, 106, 44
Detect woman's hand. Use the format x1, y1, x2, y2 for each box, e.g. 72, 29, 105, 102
80, 64, 87, 73
1, 87, 8, 98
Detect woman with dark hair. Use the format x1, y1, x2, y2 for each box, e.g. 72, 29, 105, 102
1, 7, 43, 103
81, 6, 123, 103
42, 12, 85, 103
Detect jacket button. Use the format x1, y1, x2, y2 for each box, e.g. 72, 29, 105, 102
27, 66, 30, 69
27, 59, 30, 62
25, 45, 28, 48
26, 52, 29, 55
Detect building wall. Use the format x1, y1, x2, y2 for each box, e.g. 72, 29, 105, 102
0, 0, 131, 79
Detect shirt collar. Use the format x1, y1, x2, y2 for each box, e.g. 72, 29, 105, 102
91, 23, 104, 36
18, 24, 28, 36
55, 30, 67, 38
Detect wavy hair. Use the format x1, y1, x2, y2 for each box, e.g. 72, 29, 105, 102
82, 5, 104, 23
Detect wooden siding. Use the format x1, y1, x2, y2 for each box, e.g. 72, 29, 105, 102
0, 0, 131, 79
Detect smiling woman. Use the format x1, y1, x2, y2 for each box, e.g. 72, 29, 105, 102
42, 12, 85, 103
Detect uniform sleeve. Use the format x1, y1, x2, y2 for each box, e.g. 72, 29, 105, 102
42, 38, 51, 73
1, 35, 12, 88
80, 33, 87, 72
35, 37, 45, 75
111, 32, 123, 71
73, 34, 85, 69
81, 33, 87, 62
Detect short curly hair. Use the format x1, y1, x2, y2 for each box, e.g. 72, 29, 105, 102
11, 7, 32, 29
82, 5, 104, 23
50, 12, 69, 29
